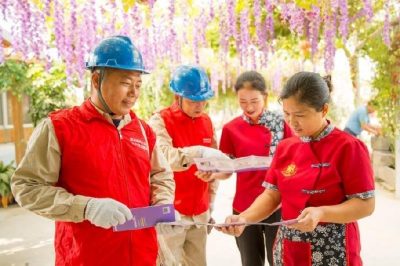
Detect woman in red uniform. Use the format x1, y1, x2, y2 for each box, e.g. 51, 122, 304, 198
199, 71, 292, 266
219, 71, 375, 266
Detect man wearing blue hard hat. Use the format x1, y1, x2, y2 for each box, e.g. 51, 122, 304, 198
11, 36, 175, 266
149, 65, 228, 265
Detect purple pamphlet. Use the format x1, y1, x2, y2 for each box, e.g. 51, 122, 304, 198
113, 204, 176, 232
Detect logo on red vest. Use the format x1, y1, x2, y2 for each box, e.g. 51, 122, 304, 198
282, 163, 297, 177
129, 137, 148, 151
203, 138, 212, 144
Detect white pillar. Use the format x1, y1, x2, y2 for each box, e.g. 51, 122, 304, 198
395, 135, 400, 198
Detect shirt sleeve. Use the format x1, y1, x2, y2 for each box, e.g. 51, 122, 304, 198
339, 139, 375, 198
11, 118, 90, 222
219, 126, 235, 157
149, 139, 176, 205
148, 112, 192, 171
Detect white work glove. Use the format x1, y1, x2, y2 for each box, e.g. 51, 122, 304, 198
156, 211, 186, 235
184, 145, 230, 160
85, 198, 133, 229
200, 146, 230, 159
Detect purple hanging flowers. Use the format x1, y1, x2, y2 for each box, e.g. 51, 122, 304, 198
382, 1, 391, 47
307, 6, 321, 60
363, 0, 373, 22
0, 0, 394, 84
323, 13, 336, 73
338, 0, 349, 40
281, 3, 305, 36
239, 8, 250, 67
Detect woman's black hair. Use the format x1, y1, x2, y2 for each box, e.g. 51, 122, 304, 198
234, 71, 267, 95
279, 71, 333, 111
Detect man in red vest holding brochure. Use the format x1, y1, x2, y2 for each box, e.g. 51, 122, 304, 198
149, 65, 228, 266
11, 36, 175, 266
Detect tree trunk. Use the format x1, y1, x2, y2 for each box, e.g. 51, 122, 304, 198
349, 55, 361, 106
10, 92, 26, 165
343, 46, 360, 107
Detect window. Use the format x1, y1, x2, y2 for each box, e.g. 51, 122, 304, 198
22, 95, 32, 124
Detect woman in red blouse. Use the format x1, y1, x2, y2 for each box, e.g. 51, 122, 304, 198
219, 71, 375, 266
198, 71, 292, 266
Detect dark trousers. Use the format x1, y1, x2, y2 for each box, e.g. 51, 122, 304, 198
234, 209, 281, 266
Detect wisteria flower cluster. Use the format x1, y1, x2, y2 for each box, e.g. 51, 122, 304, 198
0, 0, 395, 84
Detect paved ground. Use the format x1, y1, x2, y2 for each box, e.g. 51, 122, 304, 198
1, 177, 400, 266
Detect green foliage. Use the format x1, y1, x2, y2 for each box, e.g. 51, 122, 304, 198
27, 63, 68, 126
361, 26, 400, 138
208, 86, 238, 114
134, 63, 174, 120
294, 0, 319, 10
205, 19, 221, 52
0, 60, 31, 97
0, 59, 69, 126
0, 161, 15, 197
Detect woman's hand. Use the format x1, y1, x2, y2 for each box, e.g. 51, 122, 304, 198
288, 207, 324, 232
216, 215, 246, 237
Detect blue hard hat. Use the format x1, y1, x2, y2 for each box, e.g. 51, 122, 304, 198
86, 35, 149, 73
169, 65, 214, 101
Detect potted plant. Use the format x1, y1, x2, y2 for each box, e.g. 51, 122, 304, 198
0, 161, 15, 208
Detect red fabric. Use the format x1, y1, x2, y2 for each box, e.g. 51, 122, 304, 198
283, 239, 311, 266
160, 103, 213, 215
219, 116, 292, 212
50, 99, 157, 266
346, 222, 362, 266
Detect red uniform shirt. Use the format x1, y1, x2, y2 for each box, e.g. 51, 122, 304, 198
219, 112, 292, 212
50, 100, 158, 266
264, 125, 375, 265
160, 103, 214, 216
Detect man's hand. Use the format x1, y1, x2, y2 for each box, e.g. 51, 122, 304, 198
199, 146, 230, 159
195, 171, 232, 182
184, 146, 230, 160
156, 211, 186, 235
85, 198, 133, 229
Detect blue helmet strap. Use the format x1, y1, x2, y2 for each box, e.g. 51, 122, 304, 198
97, 68, 115, 116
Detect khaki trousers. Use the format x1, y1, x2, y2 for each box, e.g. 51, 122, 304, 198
158, 211, 209, 266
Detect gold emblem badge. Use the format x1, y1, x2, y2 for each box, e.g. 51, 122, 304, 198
282, 163, 297, 177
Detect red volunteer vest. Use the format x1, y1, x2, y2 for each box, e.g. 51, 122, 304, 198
160, 103, 213, 216
50, 100, 157, 266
